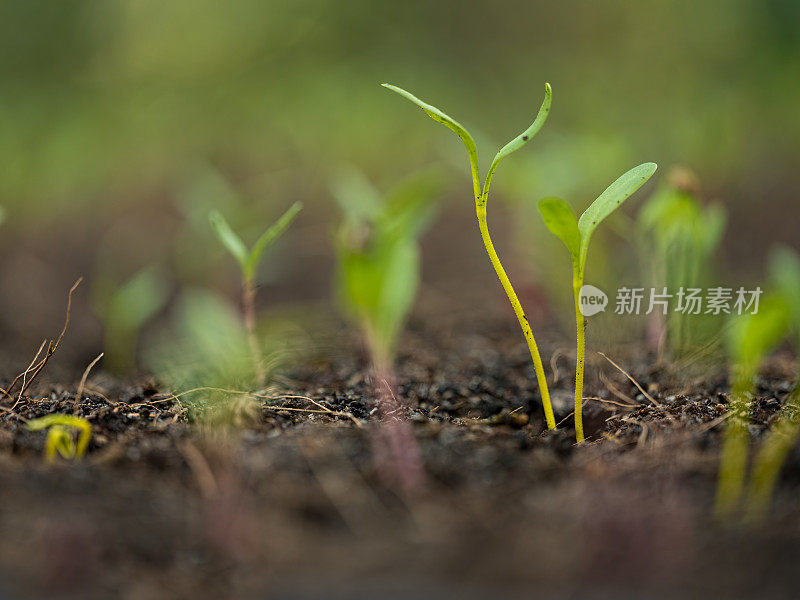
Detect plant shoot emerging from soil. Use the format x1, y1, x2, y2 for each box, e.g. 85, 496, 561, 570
538, 163, 657, 441
210, 201, 302, 388
332, 168, 439, 371
637, 168, 726, 358
715, 295, 790, 520
743, 247, 800, 521
27, 414, 92, 462
383, 82, 557, 429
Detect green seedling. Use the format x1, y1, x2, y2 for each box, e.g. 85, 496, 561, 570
637, 170, 726, 357
743, 247, 800, 521
145, 289, 295, 425
209, 201, 302, 388
93, 266, 169, 374
715, 294, 790, 520
332, 168, 440, 370
27, 414, 92, 463
538, 163, 657, 442
383, 82, 557, 429
0, 205, 5, 226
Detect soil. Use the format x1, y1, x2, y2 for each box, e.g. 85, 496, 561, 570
1, 292, 800, 599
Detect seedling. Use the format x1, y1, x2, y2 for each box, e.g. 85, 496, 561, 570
383, 82, 557, 429
209, 201, 302, 388
332, 168, 440, 370
538, 163, 657, 441
637, 170, 726, 357
27, 414, 92, 463
743, 247, 800, 521
93, 266, 169, 374
715, 294, 790, 520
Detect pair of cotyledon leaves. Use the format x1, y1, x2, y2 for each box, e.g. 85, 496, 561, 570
382, 82, 657, 274
209, 201, 303, 282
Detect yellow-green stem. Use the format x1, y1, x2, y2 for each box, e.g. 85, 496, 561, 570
573, 274, 585, 442
476, 204, 555, 430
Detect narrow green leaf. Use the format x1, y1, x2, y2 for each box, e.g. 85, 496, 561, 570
484, 83, 552, 195
246, 201, 303, 281
579, 163, 657, 240
382, 83, 481, 198
537, 197, 580, 261
209, 210, 248, 270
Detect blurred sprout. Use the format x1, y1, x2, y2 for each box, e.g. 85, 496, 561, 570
538, 163, 657, 442
637, 168, 727, 358
92, 266, 170, 374
743, 247, 800, 522
27, 415, 92, 463
0, 205, 5, 226
144, 289, 294, 425
332, 168, 440, 371
209, 201, 302, 388
715, 294, 791, 521
383, 82, 558, 430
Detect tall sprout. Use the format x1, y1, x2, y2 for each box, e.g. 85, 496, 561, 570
383, 82, 557, 429
538, 163, 657, 441
210, 201, 302, 388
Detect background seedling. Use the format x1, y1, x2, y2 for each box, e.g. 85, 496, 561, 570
538, 163, 657, 441
743, 247, 800, 521
383, 82, 557, 429
92, 266, 169, 374
332, 168, 440, 371
715, 294, 790, 520
27, 414, 92, 462
637, 168, 727, 359
209, 201, 302, 388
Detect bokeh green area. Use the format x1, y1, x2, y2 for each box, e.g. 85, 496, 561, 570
3, 0, 799, 214
1, 0, 799, 372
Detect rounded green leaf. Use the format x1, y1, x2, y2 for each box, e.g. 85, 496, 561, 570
538, 196, 580, 261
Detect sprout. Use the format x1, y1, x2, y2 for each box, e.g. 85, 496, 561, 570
27, 414, 92, 463
538, 163, 657, 441
742, 247, 800, 521
332, 168, 440, 370
637, 171, 727, 358
715, 294, 790, 520
383, 82, 557, 429
209, 201, 302, 388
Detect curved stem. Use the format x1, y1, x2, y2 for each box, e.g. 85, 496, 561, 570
573, 274, 585, 442
476, 203, 555, 429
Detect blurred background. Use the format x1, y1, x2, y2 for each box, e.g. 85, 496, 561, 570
1, 0, 798, 376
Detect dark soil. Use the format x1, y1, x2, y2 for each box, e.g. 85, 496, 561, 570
1, 295, 800, 599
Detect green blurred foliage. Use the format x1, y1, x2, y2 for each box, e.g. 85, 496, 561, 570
2, 0, 799, 221
637, 169, 727, 359
91, 265, 170, 373
332, 168, 441, 367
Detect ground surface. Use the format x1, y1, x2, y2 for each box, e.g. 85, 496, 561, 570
1, 294, 800, 599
